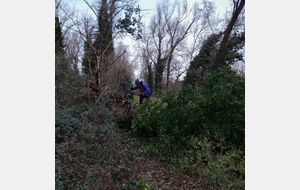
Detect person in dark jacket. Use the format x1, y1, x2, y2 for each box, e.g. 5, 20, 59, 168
131, 78, 151, 104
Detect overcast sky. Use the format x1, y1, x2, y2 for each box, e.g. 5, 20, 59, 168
124, 0, 229, 77
138, 0, 228, 24
62, 0, 230, 76
69, 0, 228, 27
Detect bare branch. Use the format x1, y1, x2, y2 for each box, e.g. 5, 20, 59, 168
83, 0, 98, 18
102, 31, 121, 56
101, 50, 126, 71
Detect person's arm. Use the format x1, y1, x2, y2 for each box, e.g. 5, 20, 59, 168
131, 85, 138, 90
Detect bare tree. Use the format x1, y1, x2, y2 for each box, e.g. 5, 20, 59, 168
188, 0, 222, 60
141, 0, 220, 93
106, 42, 135, 91
148, 5, 169, 94
58, 0, 141, 94
168, 58, 188, 95
215, 0, 245, 67
163, 0, 203, 92
64, 32, 82, 73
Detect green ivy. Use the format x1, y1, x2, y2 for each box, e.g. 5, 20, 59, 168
55, 105, 81, 139
133, 66, 244, 147
122, 178, 150, 190
131, 66, 245, 189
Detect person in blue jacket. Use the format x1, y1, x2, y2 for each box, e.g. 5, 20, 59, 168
131, 78, 151, 104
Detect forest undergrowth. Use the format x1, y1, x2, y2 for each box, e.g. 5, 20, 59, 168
55, 67, 245, 190
130, 67, 245, 190
55, 100, 206, 189
55, 96, 210, 189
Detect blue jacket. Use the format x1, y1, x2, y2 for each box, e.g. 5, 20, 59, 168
132, 81, 151, 96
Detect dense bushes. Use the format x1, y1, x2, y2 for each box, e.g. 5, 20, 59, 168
55, 93, 119, 189
198, 66, 245, 148
133, 66, 244, 147
55, 104, 82, 140
131, 66, 245, 189
55, 58, 91, 107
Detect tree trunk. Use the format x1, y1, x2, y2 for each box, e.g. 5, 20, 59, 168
216, 0, 245, 67
154, 58, 166, 95
96, 55, 102, 88
166, 50, 174, 92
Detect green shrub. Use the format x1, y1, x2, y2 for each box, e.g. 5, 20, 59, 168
55, 105, 81, 139
122, 178, 150, 190
132, 66, 244, 148
55, 159, 64, 190
199, 66, 245, 148
55, 68, 89, 106
55, 93, 121, 189
131, 66, 245, 189
174, 136, 245, 189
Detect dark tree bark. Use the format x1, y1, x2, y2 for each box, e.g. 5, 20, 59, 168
216, 0, 245, 67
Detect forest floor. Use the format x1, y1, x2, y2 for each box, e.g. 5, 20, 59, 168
56, 96, 243, 189
112, 97, 210, 190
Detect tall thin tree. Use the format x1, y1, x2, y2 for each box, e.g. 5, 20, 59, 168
215, 0, 245, 67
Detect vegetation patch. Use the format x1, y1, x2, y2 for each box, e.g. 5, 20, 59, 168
131, 67, 245, 189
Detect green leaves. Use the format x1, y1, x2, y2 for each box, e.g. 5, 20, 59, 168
122, 178, 150, 190
55, 106, 80, 139
199, 67, 245, 146
133, 67, 244, 147
131, 67, 245, 188
116, 5, 143, 40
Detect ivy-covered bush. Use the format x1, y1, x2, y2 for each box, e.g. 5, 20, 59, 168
55, 64, 90, 107
133, 66, 244, 148
55, 93, 120, 189
131, 66, 245, 189
55, 104, 81, 140
198, 66, 245, 148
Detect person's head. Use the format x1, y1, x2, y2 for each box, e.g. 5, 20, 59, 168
135, 78, 143, 86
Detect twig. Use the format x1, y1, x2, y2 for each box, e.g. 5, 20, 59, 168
101, 50, 126, 72
83, 0, 98, 18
